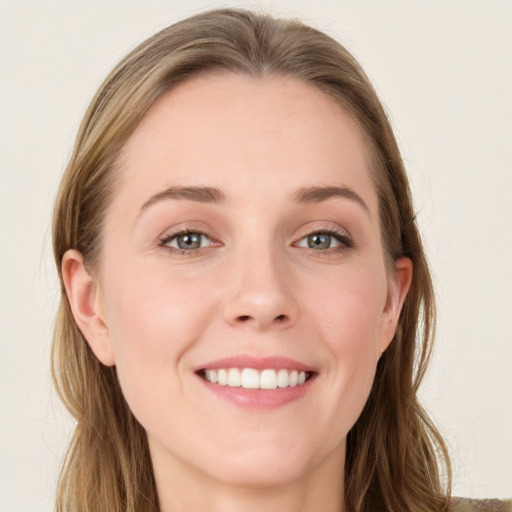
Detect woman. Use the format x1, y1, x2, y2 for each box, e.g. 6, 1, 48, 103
51, 8, 510, 512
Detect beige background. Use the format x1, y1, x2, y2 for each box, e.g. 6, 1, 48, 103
0, 1, 510, 510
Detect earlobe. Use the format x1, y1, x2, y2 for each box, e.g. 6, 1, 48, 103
61, 249, 115, 366
380, 257, 413, 352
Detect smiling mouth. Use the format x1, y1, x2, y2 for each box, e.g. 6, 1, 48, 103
197, 368, 315, 390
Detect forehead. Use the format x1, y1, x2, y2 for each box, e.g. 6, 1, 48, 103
114, 73, 377, 213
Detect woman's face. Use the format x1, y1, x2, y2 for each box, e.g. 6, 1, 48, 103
67, 74, 410, 490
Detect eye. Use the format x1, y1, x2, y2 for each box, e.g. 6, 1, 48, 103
295, 229, 353, 251
303, 233, 336, 250
160, 230, 213, 252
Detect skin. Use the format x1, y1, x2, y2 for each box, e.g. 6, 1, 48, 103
63, 73, 412, 512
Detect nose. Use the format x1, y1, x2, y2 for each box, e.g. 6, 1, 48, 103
222, 246, 299, 331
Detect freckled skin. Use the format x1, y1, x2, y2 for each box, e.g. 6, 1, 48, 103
70, 74, 411, 512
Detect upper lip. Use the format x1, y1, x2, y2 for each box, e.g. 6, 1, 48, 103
195, 355, 316, 373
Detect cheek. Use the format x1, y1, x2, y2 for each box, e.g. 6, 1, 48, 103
308, 262, 386, 353
304, 265, 386, 425
107, 259, 220, 335
101, 264, 219, 411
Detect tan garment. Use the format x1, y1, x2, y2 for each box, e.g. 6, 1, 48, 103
451, 498, 512, 512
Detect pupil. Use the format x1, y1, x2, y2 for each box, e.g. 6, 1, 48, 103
308, 234, 330, 249
178, 233, 200, 249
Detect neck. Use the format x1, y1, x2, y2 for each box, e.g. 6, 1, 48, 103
151, 440, 346, 512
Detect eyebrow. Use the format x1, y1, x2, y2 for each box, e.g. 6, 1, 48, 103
139, 184, 369, 216
140, 186, 225, 211
293, 185, 370, 214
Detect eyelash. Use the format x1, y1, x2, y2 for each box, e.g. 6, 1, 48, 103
158, 227, 217, 255
293, 227, 354, 253
157, 226, 354, 255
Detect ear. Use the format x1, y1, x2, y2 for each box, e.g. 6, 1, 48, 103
61, 249, 115, 366
379, 257, 413, 353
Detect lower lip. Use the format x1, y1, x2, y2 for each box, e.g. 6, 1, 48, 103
198, 375, 316, 410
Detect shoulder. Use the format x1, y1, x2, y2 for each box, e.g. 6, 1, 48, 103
451, 498, 512, 512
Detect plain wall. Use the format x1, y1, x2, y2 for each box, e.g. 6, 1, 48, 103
0, 1, 510, 510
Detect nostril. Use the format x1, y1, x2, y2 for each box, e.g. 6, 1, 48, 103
233, 313, 290, 326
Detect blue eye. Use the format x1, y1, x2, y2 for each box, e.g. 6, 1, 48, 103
161, 231, 212, 251
297, 230, 353, 251
306, 233, 334, 249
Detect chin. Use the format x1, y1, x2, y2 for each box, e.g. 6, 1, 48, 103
204, 455, 313, 489
193, 433, 342, 490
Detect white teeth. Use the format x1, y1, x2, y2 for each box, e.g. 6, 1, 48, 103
203, 368, 310, 389
241, 368, 260, 389
205, 369, 218, 383
277, 368, 289, 388
260, 369, 277, 389
227, 368, 241, 387
217, 369, 228, 386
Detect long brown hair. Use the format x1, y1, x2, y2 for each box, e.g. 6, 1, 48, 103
52, 8, 451, 511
